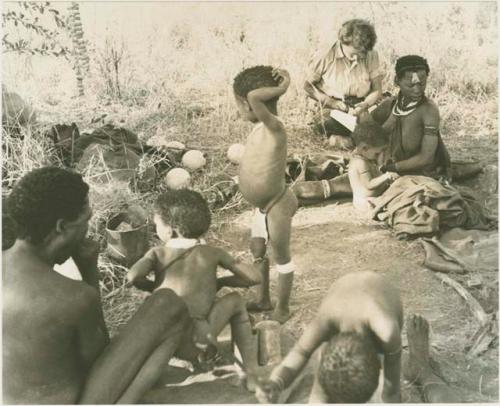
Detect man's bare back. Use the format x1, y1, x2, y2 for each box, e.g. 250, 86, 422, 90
2, 246, 106, 404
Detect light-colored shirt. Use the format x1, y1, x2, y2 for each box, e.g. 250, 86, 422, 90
307, 41, 383, 99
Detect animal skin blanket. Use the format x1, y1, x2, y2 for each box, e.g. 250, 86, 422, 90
371, 176, 490, 237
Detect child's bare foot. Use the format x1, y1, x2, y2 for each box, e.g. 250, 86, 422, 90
271, 306, 291, 324
247, 300, 273, 312
405, 314, 459, 402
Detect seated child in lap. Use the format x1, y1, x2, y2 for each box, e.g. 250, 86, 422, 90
348, 121, 399, 214
233, 65, 298, 324
127, 189, 261, 390
256, 271, 403, 403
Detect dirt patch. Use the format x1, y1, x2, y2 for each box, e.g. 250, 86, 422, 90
217, 200, 498, 403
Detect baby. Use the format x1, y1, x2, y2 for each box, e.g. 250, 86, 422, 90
348, 121, 399, 214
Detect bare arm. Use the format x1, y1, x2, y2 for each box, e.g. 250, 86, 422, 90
72, 238, 101, 297
127, 249, 157, 292
256, 315, 332, 403
370, 316, 402, 403
76, 287, 110, 374
246, 69, 290, 132
304, 81, 348, 112
393, 105, 440, 173
350, 159, 397, 191
359, 171, 395, 191
353, 76, 383, 116
217, 248, 261, 288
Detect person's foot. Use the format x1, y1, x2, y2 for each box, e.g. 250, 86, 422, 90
244, 372, 258, 392
405, 314, 432, 382
271, 306, 291, 324
405, 314, 459, 403
247, 300, 274, 312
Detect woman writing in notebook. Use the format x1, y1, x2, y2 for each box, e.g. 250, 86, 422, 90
304, 19, 384, 148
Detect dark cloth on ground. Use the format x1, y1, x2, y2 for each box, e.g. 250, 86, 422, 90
370, 176, 490, 238
286, 153, 348, 183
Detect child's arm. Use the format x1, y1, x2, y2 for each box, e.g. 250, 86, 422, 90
353, 159, 398, 191
127, 248, 157, 292
256, 316, 331, 403
247, 69, 290, 132
216, 248, 262, 288
370, 316, 402, 403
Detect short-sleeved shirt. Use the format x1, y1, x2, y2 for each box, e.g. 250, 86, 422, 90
307, 41, 383, 100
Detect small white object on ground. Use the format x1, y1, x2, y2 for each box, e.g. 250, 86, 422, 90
227, 143, 245, 164
164, 141, 186, 150
165, 167, 191, 189
182, 150, 206, 171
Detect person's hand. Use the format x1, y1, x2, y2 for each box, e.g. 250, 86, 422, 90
324, 98, 348, 112
255, 378, 282, 403
380, 160, 397, 173
272, 68, 290, 91
352, 103, 369, 117
384, 172, 399, 184
72, 238, 100, 267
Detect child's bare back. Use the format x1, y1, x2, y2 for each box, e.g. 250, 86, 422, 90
151, 244, 222, 317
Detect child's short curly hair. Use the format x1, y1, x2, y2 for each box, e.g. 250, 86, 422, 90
318, 332, 381, 403
154, 189, 211, 239
7, 167, 89, 244
352, 121, 388, 148
233, 65, 280, 99
338, 19, 377, 52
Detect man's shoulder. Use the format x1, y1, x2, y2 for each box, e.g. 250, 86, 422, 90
413, 97, 438, 114
53, 277, 100, 314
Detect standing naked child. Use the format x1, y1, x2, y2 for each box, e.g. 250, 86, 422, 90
256, 271, 403, 403
127, 189, 261, 391
348, 121, 399, 215
233, 66, 298, 323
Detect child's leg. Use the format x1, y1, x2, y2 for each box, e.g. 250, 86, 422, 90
267, 189, 298, 324
247, 209, 272, 311
208, 292, 259, 391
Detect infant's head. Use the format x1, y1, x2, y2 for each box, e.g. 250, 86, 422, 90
153, 189, 211, 241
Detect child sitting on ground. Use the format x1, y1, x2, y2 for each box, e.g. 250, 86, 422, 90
348, 121, 399, 214
127, 189, 261, 391
256, 271, 403, 403
233, 66, 298, 324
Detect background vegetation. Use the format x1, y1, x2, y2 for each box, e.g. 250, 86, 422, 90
2, 1, 498, 331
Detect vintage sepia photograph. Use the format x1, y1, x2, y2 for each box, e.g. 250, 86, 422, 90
1, 1, 498, 403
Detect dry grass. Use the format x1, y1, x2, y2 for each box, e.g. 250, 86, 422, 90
2, 2, 498, 332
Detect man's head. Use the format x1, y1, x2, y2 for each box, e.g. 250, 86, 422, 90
338, 19, 377, 57
233, 65, 280, 123
352, 121, 389, 160
317, 332, 381, 403
7, 167, 91, 261
153, 189, 211, 241
395, 55, 430, 102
